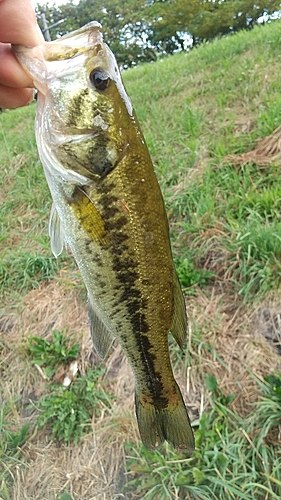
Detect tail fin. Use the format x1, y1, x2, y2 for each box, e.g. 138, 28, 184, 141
135, 384, 194, 454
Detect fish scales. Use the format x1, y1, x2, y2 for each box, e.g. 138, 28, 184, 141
56, 150, 174, 390
13, 22, 195, 454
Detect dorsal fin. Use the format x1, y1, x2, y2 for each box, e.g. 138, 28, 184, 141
49, 203, 64, 257
88, 298, 115, 359
170, 271, 188, 349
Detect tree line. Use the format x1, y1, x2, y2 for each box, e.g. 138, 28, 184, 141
36, 0, 281, 67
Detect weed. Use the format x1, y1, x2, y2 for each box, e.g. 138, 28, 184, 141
175, 254, 215, 294
34, 366, 113, 443
26, 328, 80, 378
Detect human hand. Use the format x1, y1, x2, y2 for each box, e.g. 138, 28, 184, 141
0, 0, 43, 108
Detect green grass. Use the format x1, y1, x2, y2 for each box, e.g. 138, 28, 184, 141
123, 20, 281, 299
0, 330, 112, 497
0, 105, 75, 305
34, 365, 113, 443
0, 398, 31, 500
124, 375, 281, 500
26, 328, 80, 378
24, 330, 113, 443
2, 21, 281, 302
25, 330, 112, 443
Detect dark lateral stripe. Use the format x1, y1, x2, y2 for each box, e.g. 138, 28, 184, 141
97, 181, 168, 408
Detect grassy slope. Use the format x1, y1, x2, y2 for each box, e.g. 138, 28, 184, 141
1, 19, 281, 500
123, 21, 281, 300
0, 105, 68, 305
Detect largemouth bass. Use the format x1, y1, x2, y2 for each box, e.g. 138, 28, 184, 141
13, 22, 194, 453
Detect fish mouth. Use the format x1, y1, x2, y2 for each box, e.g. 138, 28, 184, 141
49, 21, 103, 48
46, 128, 98, 148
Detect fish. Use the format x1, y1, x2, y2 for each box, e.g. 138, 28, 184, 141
13, 22, 194, 453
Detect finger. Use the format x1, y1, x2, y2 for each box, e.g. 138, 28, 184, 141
0, 85, 34, 109
0, 44, 33, 88
0, 0, 42, 46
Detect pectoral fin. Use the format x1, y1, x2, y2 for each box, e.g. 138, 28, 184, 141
49, 203, 64, 257
70, 186, 108, 245
88, 299, 115, 359
170, 272, 188, 349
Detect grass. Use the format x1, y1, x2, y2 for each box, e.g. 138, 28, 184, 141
26, 328, 80, 378
0, 398, 31, 500
0, 330, 113, 497
34, 365, 113, 444
25, 330, 113, 444
0, 105, 75, 305
124, 375, 281, 500
1, 17, 281, 500
123, 19, 281, 300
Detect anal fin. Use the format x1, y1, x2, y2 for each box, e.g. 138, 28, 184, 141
88, 298, 115, 359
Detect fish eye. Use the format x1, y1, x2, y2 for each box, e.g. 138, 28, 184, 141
89, 69, 109, 91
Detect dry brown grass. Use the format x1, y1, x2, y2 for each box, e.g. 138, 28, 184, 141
184, 290, 281, 417
1, 278, 281, 499
224, 125, 281, 167
1, 281, 137, 499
